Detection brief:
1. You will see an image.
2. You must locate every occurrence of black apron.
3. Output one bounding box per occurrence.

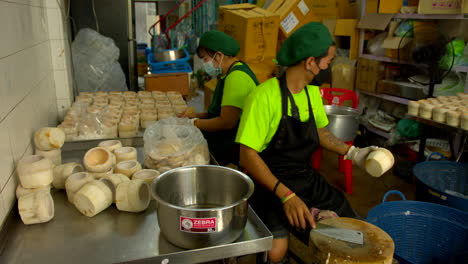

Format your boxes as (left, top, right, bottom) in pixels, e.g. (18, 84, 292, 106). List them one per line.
(250, 74, 355, 236)
(204, 62, 259, 165)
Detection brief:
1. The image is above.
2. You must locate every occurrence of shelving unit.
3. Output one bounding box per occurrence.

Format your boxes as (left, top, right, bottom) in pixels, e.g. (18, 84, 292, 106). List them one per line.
(357, 1, 468, 156)
(359, 90, 410, 105)
(358, 1, 468, 94)
(360, 121, 392, 139)
(393, 13, 466, 20)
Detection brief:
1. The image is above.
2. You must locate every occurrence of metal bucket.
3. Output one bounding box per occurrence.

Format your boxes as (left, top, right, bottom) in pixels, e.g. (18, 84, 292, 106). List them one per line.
(324, 105, 361, 142)
(151, 165, 255, 249)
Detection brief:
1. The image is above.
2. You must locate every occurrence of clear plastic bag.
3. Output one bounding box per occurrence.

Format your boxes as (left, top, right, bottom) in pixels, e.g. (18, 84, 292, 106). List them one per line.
(72, 28, 128, 93)
(143, 117, 209, 170)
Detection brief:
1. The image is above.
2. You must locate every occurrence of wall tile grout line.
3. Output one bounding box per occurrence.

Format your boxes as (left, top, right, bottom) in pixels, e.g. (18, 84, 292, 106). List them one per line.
(1, 143, 31, 193)
(0, 39, 50, 61)
(0, 0, 44, 7)
(0, 69, 54, 125)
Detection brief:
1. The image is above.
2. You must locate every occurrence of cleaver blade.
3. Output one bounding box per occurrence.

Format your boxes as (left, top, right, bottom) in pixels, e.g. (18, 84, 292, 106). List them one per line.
(311, 223, 364, 245)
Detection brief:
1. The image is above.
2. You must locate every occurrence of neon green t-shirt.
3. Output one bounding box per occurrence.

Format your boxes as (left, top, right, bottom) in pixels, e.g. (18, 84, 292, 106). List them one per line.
(221, 62, 257, 110)
(236, 77, 329, 152)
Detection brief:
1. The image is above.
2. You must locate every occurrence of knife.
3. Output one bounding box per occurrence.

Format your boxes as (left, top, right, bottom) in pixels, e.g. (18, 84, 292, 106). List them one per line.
(311, 223, 364, 245)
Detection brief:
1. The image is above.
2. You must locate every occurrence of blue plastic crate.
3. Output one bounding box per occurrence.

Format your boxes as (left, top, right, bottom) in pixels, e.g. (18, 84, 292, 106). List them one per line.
(147, 48, 192, 74)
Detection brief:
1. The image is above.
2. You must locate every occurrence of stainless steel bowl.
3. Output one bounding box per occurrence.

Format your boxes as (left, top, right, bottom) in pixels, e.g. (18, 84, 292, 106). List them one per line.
(151, 165, 255, 249)
(324, 105, 361, 142)
(153, 49, 185, 62)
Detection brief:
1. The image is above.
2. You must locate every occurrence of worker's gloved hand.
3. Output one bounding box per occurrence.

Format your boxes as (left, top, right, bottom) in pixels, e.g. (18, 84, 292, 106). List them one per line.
(178, 107, 197, 118)
(189, 118, 199, 127)
(344, 146, 379, 169)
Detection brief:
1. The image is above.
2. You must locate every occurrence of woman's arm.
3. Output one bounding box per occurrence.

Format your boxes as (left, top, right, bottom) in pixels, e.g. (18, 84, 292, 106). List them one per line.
(195, 112, 210, 119)
(195, 106, 240, 132)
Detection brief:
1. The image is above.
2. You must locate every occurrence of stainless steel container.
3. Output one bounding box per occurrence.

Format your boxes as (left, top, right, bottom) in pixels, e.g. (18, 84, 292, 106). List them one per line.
(153, 49, 185, 62)
(151, 165, 255, 249)
(324, 105, 361, 142)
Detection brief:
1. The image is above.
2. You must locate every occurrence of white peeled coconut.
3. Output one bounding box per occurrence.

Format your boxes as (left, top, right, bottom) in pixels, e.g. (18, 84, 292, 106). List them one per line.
(114, 147, 137, 163)
(115, 160, 142, 178)
(105, 173, 130, 188)
(53, 162, 84, 189)
(83, 147, 113, 173)
(73, 180, 113, 217)
(365, 148, 395, 177)
(34, 127, 66, 151)
(35, 148, 62, 166)
(17, 155, 54, 188)
(18, 191, 54, 225)
(91, 167, 114, 179)
(16, 184, 51, 199)
(65, 172, 94, 204)
(132, 169, 160, 185)
(115, 179, 150, 213)
(98, 140, 123, 153)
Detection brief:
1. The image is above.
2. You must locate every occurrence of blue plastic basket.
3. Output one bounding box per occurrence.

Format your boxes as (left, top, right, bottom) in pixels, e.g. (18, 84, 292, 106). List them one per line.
(413, 152, 468, 211)
(147, 48, 192, 74)
(367, 190, 468, 264)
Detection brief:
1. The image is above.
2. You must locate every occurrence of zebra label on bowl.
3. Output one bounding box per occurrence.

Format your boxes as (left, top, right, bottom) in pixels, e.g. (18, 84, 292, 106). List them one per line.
(180, 217, 217, 233)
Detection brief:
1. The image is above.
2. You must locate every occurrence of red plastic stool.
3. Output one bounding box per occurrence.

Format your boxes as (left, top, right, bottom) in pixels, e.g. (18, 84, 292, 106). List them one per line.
(312, 88, 359, 194)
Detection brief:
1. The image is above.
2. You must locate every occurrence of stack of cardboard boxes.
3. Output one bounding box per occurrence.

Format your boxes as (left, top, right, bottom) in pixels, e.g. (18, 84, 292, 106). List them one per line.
(218, 4, 280, 84)
(217, 1, 362, 93)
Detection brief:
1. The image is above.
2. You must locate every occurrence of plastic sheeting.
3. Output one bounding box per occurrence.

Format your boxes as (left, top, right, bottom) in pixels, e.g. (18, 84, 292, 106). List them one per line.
(72, 28, 128, 93)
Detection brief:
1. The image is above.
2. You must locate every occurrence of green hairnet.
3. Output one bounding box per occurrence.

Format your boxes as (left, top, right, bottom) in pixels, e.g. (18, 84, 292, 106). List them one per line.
(198, 30, 240, 56)
(277, 22, 333, 66)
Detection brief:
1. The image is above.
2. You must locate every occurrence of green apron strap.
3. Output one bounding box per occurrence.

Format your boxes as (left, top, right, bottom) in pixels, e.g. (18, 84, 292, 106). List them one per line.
(207, 62, 259, 117)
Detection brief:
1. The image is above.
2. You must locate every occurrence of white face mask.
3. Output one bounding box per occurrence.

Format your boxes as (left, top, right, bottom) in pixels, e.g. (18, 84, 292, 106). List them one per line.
(202, 54, 223, 77)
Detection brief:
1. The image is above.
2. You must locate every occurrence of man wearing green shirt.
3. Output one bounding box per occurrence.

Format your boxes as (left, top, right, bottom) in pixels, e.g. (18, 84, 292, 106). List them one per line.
(184, 31, 259, 165)
(236, 22, 378, 263)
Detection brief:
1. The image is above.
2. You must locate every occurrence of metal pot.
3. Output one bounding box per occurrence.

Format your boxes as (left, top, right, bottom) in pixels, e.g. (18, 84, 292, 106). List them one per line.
(324, 105, 361, 142)
(153, 49, 185, 62)
(151, 165, 255, 249)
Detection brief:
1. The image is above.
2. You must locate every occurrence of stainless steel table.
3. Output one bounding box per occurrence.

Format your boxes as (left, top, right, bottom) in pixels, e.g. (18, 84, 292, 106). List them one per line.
(0, 141, 273, 264)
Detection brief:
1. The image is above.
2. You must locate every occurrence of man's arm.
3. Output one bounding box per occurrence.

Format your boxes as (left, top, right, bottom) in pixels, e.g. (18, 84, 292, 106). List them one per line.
(240, 144, 315, 229)
(317, 127, 351, 156)
(240, 144, 281, 197)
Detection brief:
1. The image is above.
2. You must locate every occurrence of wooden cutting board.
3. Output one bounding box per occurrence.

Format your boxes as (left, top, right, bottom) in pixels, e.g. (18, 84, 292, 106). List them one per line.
(289, 217, 395, 264)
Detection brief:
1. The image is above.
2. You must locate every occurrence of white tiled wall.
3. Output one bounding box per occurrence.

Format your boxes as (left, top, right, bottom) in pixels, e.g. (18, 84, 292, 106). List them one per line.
(0, 0, 72, 229)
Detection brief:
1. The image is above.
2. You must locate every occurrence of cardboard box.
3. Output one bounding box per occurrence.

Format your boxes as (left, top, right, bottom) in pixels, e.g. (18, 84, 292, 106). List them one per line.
(356, 58, 385, 93)
(418, 0, 462, 14)
(267, 0, 320, 39)
(366, 0, 380, 13)
(145, 72, 190, 96)
(324, 18, 359, 60)
(358, 14, 413, 61)
(357, 13, 394, 31)
(382, 21, 413, 61)
(248, 59, 279, 84)
(218, 4, 280, 62)
(379, 0, 404, 13)
(310, 0, 358, 19)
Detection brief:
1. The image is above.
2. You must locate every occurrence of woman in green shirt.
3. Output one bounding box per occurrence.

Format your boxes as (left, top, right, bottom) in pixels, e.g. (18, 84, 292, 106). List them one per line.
(184, 31, 259, 165)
